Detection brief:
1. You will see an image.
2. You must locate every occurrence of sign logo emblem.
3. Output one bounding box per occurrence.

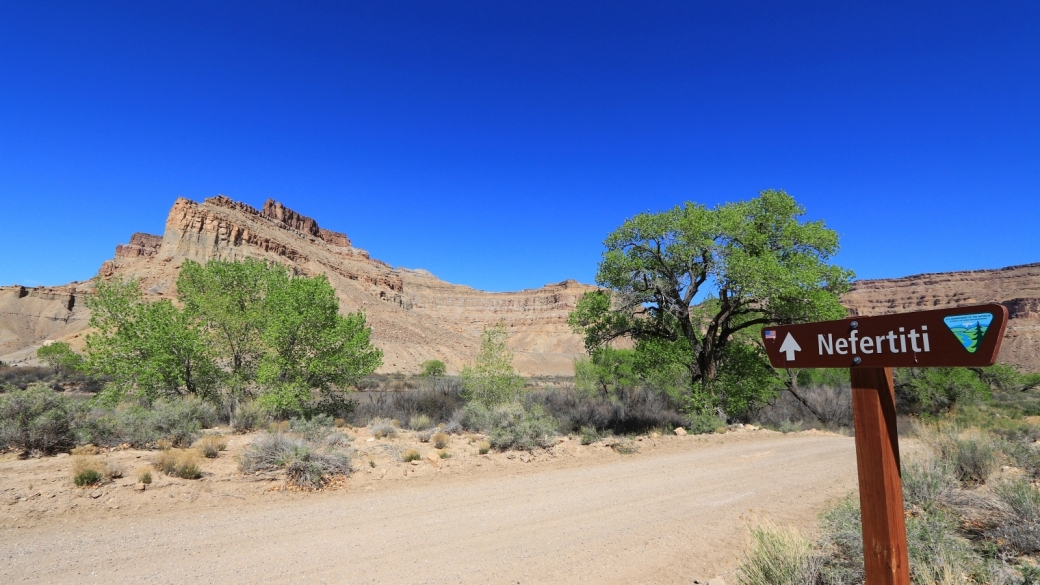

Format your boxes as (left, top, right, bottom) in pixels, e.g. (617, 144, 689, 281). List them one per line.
(942, 312, 994, 354)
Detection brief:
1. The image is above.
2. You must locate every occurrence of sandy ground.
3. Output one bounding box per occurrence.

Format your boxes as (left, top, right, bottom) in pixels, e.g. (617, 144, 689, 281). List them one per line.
(0, 428, 859, 584)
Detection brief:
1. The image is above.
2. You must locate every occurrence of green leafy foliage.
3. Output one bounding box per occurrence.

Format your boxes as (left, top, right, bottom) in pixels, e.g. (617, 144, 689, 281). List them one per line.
(83, 260, 382, 416)
(460, 323, 525, 408)
(85, 278, 217, 403)
(569, 190, 853, 416)
(420, 360, 447, 377)
(0, 384, 77, 455)
(35, 342, 84, 377)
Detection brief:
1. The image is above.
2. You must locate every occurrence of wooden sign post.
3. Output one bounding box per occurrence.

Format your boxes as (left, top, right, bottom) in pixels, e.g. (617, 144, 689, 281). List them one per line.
(762, 304, 1009, 585)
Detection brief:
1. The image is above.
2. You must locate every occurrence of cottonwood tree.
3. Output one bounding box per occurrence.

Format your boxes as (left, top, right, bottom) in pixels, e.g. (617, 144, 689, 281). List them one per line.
(461, 323, 525, 408)
(569, 190, 854, 415)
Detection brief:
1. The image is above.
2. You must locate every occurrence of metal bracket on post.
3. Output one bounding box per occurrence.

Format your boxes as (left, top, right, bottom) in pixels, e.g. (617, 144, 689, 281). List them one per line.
(850, 367, 910, 585)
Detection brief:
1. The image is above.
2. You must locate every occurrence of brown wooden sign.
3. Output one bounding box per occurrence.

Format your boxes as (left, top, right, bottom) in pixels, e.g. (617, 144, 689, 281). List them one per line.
(760, 303, 1008, 369)
(758, 303, 1009, 585)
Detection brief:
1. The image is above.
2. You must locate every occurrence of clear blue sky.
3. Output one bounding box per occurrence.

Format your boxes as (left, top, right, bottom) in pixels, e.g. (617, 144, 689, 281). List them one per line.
(1, 2, 1037, 291)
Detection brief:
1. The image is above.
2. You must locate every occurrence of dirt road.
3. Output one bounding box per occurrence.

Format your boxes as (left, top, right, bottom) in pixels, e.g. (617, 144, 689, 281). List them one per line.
(2, 432, 857, 584)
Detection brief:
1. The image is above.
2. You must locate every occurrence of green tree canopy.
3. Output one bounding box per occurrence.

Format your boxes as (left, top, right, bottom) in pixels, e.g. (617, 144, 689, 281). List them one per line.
(569, 190, 853, 414)
(84, 259, 382, 415)
(36, 341, 84, 377)
(177, 258, 382, 415)
(461, 323, 525, 408)
(85, 278, 217, 403)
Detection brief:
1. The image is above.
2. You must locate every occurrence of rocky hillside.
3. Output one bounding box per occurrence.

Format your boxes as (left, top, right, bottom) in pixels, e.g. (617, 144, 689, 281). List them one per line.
(0, 196, 595, 375)
(842, 263, 1040, 372)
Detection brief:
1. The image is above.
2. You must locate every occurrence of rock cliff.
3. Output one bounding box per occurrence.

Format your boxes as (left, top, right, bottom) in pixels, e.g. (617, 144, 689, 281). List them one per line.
(11, 195, 595, 375)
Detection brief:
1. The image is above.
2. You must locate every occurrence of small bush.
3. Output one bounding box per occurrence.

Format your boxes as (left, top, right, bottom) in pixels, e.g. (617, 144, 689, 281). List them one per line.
(0, 384, 77, 456)
(238, 434, 352, 489)
(989, 479, 1040, 554)
(72, 457, 107, 487)
(196, 435, 228, 458)
(461, 402, 558, 451)
(369, 418, 398, 439)
(687, 412, 724, 435)
(71, 444, 99, 456)
(477, 441, 490, 455)
(439, 450, 451, 459)
(154, 448, 203, 479)
(76, 398, 217, 449)
(420, 360, 447, 377)
(608, 437, 638, 454)
(231, 401, 266, 432)
(288, 415, 338, 442)
(409, 414, 432, 430)
(136, 467, 153, 484)
(432, 431, 450, 449)
(402, 448, 421, 462)
(777, 420, 803, 434)
(176, 451, 202, 479)
(902, 457, 955, 511)
(417, 429, 433, 443)
(579, 426, 599, 445)
(736, 521, 820, 585)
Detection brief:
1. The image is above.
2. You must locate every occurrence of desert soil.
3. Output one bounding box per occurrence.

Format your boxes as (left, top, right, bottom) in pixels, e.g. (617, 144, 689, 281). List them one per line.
(1, 428, 858, 584)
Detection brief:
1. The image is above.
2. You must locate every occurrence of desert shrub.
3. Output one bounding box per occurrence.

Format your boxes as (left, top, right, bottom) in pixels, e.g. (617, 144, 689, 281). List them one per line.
(231, 401, 267, 432)
(736, 521, 820, 585)
(461, 402, 557, 451)
(154, 448, 202, 478)
(439, 450, 451, 459)
(902, 457, 956, 511)
(136, 467, 153, 484)
(352, 378, 466, 426)
(368, 418, 398, 439)
(409, 414, 432, 430)
(988, 479, 1040, 555)
(287, 414, 338, 442)
(754, 384, 853, 429)
(417, 429, 433, 443)
(322, 432, 352, 447)
(687, 412, 724, 435)
(238, 434, 351, 489)
(196, 435, 228, 458)
(71, 456, 108, 486)
(176, 451, 203, 479)
(919, 424, 1001, 485)
(0, 384, 77, 456)
(76, 398, 217, 448)
(579, 426, 599, 445)
(420, 360, 447, 377)
(608, 437, 638, 454)
(432, 431, 450, 449)
(71, 444, 99, 456)
(477, 441, 490, 455)
(402, 448, 421, 462)
(529, 387, 685, 436)
(816, 494, 988, 585)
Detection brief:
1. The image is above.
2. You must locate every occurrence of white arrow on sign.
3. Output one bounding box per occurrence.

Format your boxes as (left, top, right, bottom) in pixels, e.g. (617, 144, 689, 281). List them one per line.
(779, 333, 802, 361)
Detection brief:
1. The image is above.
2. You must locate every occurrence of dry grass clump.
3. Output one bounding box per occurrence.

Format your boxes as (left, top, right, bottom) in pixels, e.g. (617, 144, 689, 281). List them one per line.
(154, 448, 203, 479)
(196, 435, 228, 458)
(608, 437, 638, 454)
(71, 444, 99, 456)
(135, 466, 153, 484)
(238, 434, 352, 490)
(368, 417, 399, 439)
(439, 450, 452, 459)
(477, 441, 490, 455)
(417, 429, 433, 443)
(432, 431, 450, 449)
(402, 448, 421, 462)
(71, 456, 108, 487)
(736, 521, 820, 585)
(409, 415, 432, 430)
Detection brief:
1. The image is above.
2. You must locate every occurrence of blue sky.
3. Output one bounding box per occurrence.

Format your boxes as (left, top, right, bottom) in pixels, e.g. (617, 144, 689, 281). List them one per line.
(1, 1, 1037, 291)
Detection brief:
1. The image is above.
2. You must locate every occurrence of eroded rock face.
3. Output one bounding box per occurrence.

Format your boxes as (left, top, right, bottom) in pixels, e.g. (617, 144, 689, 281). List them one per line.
(0, 283, 92, 365)
(842, 263, 1040, 372)
(4, 195, 595, 374)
